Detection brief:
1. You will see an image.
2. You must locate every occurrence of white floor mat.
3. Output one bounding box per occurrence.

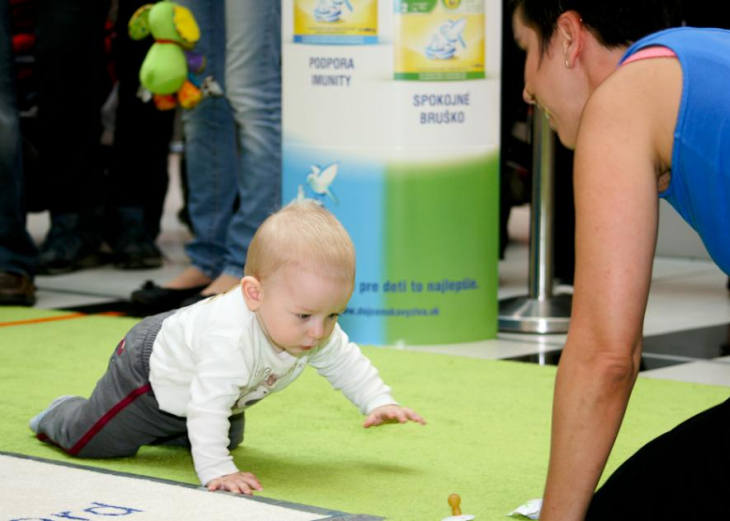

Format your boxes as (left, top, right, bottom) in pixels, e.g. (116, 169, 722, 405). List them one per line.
(0, 453, 379, 520)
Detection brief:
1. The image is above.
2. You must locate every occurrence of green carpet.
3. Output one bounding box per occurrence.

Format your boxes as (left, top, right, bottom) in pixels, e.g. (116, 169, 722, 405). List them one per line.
(2, 307, 728, 520)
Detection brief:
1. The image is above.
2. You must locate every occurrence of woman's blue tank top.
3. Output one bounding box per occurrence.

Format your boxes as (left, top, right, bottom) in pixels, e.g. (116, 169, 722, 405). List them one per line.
(621, 27, 730, 275)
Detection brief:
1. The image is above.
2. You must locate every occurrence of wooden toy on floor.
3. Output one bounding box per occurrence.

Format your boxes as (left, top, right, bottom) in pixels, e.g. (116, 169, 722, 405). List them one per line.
(441, 493, 475, 521)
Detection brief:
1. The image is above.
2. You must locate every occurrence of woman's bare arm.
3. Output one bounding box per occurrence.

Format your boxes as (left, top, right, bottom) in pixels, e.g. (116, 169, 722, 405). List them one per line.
(539, 59, 681, 521)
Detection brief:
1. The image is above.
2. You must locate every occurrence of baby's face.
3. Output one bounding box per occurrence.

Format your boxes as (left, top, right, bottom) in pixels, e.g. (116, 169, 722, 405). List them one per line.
(255, 265, 353, 356)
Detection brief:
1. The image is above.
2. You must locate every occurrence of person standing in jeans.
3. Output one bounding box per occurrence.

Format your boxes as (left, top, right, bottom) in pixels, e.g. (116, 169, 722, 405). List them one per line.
(33, 0, 111, 274)
(132, 0, 281, 314)
(0, 0, 37, 306)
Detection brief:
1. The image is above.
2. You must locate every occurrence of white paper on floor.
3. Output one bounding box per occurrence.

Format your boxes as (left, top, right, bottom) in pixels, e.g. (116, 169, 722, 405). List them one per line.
(507, 498, 543, 520)
(0, 454, 330, 521)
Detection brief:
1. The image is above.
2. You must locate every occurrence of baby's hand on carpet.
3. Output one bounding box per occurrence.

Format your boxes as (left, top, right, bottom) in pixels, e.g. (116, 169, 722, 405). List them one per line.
(363, 405, 426, 428)
(207, 471, 263, 495)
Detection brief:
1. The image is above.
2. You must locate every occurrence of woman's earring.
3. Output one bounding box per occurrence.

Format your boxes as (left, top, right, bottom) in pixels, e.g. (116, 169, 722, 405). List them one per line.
(565, 60, 571, 69)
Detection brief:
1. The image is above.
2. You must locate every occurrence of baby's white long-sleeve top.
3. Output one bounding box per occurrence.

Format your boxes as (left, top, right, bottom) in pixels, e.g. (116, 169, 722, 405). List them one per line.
(149, 288, 396, 486)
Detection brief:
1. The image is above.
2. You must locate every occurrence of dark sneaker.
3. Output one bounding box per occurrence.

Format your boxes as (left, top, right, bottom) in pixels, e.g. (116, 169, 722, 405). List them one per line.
(130, 280, 208, 316)
(0, 271, 36, 306)
(38, 213, 104, 275)
(113, 222, 163, 270)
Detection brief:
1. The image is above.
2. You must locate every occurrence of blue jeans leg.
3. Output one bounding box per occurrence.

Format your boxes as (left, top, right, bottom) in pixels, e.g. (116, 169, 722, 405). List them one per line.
(0, 1, 37, 276)
(221, 0, 282, 278)
(178, 0, 239, 279)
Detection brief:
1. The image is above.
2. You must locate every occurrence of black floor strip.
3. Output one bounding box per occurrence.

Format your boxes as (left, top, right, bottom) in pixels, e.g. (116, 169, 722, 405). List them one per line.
(505, 350, 697, 371)
(642, 323, 730, 360)
(61, 300, 157, 318)
(504, 323, 730, 370)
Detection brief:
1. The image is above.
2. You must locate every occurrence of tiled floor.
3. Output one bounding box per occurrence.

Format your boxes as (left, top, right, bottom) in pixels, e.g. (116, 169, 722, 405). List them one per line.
(25, 160, 730, 389)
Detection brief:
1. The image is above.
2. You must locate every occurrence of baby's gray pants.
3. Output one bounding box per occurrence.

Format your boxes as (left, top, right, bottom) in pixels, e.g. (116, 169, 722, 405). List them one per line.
(37, 311, 244, 458)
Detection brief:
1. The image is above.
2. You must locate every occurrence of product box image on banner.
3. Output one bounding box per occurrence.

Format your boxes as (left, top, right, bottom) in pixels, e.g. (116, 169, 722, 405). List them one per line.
(294, 0, 379, 44)
(394, 0, 486, 81)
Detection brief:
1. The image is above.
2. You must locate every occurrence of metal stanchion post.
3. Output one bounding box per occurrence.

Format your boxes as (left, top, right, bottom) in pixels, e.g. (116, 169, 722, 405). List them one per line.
(498, 107, 572, 334)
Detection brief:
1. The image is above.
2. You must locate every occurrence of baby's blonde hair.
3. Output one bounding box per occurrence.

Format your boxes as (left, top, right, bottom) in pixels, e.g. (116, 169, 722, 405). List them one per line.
(244, 200, 356, 284)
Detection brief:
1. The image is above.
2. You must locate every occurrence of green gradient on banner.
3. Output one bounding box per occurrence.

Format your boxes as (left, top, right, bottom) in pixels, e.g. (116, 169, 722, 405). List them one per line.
(383, 153, 499, 344)
(394, 71, 486, 81)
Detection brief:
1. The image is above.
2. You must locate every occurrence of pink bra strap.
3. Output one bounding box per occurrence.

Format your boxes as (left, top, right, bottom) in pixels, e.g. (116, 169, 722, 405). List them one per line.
(623, 46, 677, 65)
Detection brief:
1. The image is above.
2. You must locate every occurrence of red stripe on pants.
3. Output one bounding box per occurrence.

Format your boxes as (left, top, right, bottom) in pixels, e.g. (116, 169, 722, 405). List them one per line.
(68, 383, 152, 456)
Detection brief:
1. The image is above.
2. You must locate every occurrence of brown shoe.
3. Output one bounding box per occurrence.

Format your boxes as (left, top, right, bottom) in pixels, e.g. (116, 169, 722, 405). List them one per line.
(0, 271, 36, 306)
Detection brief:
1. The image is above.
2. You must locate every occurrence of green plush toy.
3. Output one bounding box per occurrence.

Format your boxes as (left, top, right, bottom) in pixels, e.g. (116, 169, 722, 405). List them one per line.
(129, 0, 205, 110)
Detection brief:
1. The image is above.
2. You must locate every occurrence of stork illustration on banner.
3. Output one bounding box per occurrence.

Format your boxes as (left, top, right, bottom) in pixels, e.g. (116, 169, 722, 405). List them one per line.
(303, 162, 340, 206)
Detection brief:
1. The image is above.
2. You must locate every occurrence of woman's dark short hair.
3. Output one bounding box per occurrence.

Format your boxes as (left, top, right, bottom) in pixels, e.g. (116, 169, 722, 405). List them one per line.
(509, 0, 682, 51)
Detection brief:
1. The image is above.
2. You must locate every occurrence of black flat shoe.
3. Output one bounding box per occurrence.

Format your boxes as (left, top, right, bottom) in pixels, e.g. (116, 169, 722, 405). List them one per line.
(130, 281, 208, 316)
(180, 292, 218, 308)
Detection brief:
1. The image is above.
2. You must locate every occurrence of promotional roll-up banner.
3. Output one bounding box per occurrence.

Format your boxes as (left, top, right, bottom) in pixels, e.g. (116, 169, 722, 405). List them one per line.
(282, 0, 501, 345)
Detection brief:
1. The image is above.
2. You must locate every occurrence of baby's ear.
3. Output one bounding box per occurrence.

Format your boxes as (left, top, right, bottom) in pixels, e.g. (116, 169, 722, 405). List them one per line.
(241, 276, 262, 311)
